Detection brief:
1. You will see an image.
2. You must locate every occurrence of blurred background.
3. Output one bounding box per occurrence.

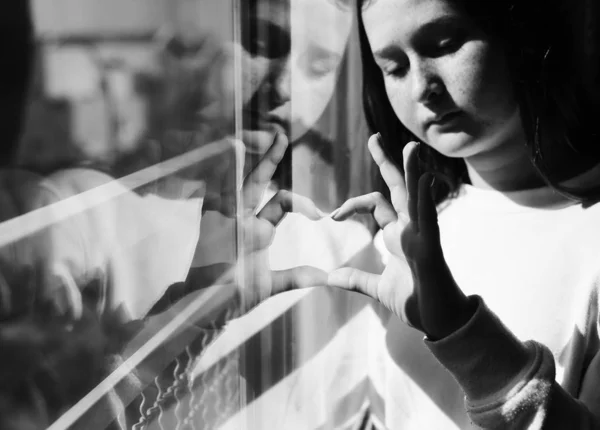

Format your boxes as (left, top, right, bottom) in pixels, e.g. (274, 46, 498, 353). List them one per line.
(1, 1, 389, 429)
(21, 0, 373, 207)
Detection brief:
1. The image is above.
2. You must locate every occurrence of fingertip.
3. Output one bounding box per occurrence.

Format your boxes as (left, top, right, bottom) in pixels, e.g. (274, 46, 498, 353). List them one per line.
(369, 132, 381, 146)
(269, 132, 289, 164)
(367, 134, 376, 151)
(293, 194, 325, 221)
(330, 207, 352, 221)
(305, 210, 324, 221)
(368, 133, 383, 161)
(402, 141, 418, 158)
(274, 131, 289, 150)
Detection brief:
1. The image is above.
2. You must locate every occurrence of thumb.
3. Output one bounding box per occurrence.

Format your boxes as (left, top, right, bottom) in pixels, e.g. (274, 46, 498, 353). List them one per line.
(326, 267, 381, 301)
(270, 266, 328, 296)
(257, 190, 325, 227)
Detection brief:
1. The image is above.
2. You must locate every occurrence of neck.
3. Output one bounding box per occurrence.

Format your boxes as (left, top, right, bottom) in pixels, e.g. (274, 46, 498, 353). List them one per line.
(464, 121, 544, 192)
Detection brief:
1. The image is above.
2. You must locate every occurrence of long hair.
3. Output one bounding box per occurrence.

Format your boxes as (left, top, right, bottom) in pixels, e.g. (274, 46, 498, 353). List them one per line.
(0, 1, 35, 166)
(357, 0, 600, 204)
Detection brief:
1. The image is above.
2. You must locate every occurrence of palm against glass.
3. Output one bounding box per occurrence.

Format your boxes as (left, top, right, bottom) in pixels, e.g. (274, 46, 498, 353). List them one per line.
(184, 133, 328, 319)
(328, 135, 472, 339)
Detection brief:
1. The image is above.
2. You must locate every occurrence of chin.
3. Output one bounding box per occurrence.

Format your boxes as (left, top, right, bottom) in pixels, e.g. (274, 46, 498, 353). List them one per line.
(427, 130, 482, 159)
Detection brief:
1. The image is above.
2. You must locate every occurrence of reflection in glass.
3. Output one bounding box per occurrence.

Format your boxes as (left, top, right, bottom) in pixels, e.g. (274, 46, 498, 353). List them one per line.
(0, 1, 382, 429)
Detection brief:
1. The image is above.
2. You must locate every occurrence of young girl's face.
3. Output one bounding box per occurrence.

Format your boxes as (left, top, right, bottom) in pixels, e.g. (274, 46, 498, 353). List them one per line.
(362, 0, 522, 159)
(239, 0, 352, 144)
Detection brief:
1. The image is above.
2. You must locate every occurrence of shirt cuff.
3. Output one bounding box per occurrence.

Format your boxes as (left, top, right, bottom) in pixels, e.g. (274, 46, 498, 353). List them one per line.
(424, 295, 534, 403)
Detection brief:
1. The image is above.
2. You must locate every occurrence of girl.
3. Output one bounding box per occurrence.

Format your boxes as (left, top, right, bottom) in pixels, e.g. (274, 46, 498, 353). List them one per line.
(326, 0, 600, 428)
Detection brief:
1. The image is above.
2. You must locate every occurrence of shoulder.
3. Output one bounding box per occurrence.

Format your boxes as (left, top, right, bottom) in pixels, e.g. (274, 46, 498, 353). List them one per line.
(0, 169, 55, 219)
(42, 167, 121, 198)
(38, 168, 146, 220)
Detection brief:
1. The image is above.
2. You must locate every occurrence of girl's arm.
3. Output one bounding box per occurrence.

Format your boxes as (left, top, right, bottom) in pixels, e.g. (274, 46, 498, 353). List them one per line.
(327, 135, 600, 429)
(426, 296, 600, 429)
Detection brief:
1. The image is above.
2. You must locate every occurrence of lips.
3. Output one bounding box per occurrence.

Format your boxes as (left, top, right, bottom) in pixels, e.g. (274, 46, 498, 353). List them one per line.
(425, 110, 463, 129)
(246, 111, 288, 133)
(238, 111, 289, 154)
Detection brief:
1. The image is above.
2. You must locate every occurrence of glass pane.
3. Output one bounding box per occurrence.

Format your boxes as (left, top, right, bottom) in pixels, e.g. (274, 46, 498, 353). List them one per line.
(0, 1, 387, 429)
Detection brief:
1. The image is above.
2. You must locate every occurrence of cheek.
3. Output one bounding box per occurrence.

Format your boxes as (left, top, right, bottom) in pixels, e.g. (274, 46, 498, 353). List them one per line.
(384, 79, 422, 138)
(478, 64, 517, 126)
(290, 72, 337, 136)
(448, 44, 517, 125)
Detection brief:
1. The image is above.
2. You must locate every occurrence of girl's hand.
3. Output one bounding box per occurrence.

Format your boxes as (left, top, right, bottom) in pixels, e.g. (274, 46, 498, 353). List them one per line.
(155, 133, 328, 320)
(328, 134, 473, 340)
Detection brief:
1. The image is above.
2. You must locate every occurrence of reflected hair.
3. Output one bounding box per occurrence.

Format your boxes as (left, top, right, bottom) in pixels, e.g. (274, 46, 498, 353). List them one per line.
(357, 0, 600, 204)
(0, 1, 34, 165)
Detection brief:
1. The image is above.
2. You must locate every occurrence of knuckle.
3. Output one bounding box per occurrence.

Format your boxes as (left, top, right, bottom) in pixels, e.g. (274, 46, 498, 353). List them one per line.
(371, 191, 384, 201)
(347, 270, 361, 292)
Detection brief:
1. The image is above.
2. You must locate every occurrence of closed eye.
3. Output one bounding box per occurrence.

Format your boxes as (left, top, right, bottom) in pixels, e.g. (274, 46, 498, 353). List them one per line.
(427, 33, 466, 57)
(376, 54, 410, 79)
(301, 45, 342, 78)
(383, 63, 409, 78)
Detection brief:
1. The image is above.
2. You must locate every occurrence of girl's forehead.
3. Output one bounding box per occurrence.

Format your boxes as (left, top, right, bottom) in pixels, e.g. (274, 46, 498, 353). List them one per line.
(250, 0, 353, 53)
(362, 0, 461, 45)
(291, 0, 353, 43)
(252, 0, 352, 23)
(252, 0, 289, 24)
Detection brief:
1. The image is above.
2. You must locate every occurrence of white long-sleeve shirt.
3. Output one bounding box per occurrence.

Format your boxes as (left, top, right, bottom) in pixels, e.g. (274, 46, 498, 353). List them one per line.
(36, 167, 204, 320)
(377, 179, 600, 429)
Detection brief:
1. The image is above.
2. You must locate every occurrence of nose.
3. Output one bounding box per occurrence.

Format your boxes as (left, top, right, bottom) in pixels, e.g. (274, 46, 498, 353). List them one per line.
(266, 57, 291, 107)
(410, 61, 444, 105)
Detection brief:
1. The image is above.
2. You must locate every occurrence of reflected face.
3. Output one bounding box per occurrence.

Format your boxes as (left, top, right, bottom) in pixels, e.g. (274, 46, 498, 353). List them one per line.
(164, 0, 352, 155)
(237, 0, 353, 150)
(363, 0, 521, 158)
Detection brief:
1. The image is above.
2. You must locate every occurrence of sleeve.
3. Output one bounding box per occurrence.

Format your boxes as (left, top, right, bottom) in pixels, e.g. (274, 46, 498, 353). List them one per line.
(36, 169, 206, 320)
(425, 295, 600, 429)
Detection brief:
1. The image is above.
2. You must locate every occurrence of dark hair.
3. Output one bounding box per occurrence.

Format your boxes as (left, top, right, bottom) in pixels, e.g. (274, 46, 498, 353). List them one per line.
(357, 0, 600, 204)
(0, 1, 34, 165)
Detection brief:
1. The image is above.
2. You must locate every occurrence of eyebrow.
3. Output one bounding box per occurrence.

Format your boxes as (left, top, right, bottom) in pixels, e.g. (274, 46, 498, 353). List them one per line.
(372, 15, 463, 60)
(373, 45, 405, 62)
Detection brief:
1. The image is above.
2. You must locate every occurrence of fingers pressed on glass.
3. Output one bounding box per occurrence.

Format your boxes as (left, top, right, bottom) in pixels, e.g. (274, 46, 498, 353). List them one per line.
(402, 142, 420, 224)
(270, 266, 328, 296)
(257, 190, 325, 226)
(368, 133, 408, 215)
(331, 192, 397, 229)
(242, 133, 288, 210)
(48, 265, 83, 321)
(241, 217, 275, 253)
(241, 129, 283, 157)
(327, 267, 381, 299)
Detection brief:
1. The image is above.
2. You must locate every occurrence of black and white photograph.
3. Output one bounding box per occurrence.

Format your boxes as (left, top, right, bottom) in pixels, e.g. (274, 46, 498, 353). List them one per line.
(0, 0, 598, 429)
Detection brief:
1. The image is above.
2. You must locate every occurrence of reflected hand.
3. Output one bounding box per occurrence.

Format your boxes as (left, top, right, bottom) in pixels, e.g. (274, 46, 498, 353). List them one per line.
(328, 135, 473, 339)
(154, 133, 327, 319)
